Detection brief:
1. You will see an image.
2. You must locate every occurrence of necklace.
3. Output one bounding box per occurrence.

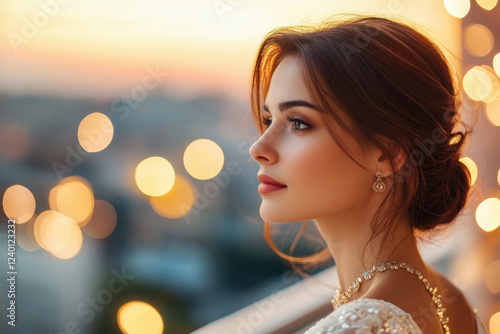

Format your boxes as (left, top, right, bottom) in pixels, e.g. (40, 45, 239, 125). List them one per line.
(331, 261, 450, 334)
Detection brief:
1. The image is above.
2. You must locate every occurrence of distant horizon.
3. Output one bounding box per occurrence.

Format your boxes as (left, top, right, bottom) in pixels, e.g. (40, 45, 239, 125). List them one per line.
(0, 1, 459, 104)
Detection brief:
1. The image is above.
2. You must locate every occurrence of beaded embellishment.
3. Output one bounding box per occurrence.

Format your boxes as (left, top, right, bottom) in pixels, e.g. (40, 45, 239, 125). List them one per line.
(331, 261, 450, 334)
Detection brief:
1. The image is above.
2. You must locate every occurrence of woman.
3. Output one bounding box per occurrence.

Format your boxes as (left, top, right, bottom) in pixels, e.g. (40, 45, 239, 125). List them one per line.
(248, 15, 489, 334)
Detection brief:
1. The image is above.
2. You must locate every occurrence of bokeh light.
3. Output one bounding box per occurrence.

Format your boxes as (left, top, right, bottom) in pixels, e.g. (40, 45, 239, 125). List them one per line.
(15, 215, 41, 252)
(498, 168, 500, 186)
(491, 312, 500, 334)
(459, 157, 478, 186)
(476, 0, 498, 10)
(494, 53, 500, 77)
(149, 174, 195, 219)
(486, 98, 500, 126)
(117, 301, 164, 334)
(444, 0, 470, 18)
(135, 156, 176, 196)
(34, 210, 83, 259)
(0, 123, 30, 160)
(476, 198, 500, 232)
(82, 200, 117, 239)
(183, 138, 224, 180)
(78, 112, 114, 153)
(49, 176, 95, 226)
(463, 67, 492, 101)
(485, 260, 500, 293)
(479, 66, 500, 103)
(2, 184, 36, 224)
(464, 24, 494, 58)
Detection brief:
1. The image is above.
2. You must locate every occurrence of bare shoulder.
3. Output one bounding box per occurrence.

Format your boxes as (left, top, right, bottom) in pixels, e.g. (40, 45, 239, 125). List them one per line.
(357, 265, 476, 334)
(427, 266, 477, 334)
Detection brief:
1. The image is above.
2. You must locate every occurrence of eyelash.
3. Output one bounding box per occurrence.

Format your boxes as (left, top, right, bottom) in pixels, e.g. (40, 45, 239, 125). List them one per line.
(262, 115, 311, 132)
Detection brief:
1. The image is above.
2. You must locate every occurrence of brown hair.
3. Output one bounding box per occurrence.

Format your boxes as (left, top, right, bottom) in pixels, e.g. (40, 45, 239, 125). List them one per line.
(250, 14, 472, 271)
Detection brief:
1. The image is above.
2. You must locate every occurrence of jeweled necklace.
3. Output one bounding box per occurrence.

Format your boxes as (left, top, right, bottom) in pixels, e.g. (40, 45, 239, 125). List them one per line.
(331, 261, 450, 334)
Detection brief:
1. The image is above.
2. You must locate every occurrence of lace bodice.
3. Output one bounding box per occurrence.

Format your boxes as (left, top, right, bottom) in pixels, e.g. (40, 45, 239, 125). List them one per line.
(304, 298, 422, 334)
(303, 298, 489, 334)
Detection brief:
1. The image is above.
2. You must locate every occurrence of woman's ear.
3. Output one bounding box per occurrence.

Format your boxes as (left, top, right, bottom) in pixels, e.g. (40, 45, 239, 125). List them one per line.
(376, 141, 407, 177)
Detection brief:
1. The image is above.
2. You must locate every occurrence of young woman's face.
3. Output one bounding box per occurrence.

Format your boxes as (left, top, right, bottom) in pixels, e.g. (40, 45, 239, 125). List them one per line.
(249, 55, 380, 223)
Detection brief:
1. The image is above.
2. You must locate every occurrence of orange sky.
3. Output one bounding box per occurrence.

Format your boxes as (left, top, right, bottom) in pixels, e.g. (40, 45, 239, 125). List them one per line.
(0, 0, 461, 100)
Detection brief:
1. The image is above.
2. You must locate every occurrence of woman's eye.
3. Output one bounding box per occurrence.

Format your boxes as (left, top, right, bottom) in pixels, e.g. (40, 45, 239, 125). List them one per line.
(262, 117, 272, 127)
(286, 116, 311, 132)
(261, 115, 311, 132)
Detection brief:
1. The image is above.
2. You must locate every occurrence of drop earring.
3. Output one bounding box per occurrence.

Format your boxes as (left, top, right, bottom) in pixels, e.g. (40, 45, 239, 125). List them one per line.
(372, 171, 386, 192)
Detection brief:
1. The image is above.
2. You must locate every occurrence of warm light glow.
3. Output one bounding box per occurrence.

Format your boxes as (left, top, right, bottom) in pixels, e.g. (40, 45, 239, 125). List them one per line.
(135, 157, 175, 196)
(479, 66, 500, 103)
(34, 210, 83, 259)
(491, 312, 500, 334)
(2, 185, 36, 224)
(149, 175, 195, 219)
(476, 0, 498, 10)
(117, 301, 164, 334)
(444, 0, 470, 18)
(16, 215, 41, 252)
(494, 53, 500, 77)
(183, 139, 224, 180)
(464, 24, 494, 57)
(498, 168, 500, 186)
(82, 200, 117, 239)
(463, 67, 492, 101)
(49, 176, 95, 226)
(486, 98, 500, 126)
(78, 112, 114, 153)
(485, 260, 500, 293)
(476, 198, 500, 232)
(459, 157, 478, 186)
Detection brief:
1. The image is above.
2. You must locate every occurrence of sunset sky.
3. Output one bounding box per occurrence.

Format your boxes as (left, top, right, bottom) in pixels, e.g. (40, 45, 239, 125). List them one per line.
(0, 0, 461, 100)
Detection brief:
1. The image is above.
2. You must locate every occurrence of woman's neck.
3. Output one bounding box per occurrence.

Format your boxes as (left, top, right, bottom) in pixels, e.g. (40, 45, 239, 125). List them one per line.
(313, 207, 426, 294)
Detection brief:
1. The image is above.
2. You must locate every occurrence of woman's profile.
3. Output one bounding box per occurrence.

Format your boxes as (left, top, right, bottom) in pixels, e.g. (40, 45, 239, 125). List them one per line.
(248, 15, 489, 334)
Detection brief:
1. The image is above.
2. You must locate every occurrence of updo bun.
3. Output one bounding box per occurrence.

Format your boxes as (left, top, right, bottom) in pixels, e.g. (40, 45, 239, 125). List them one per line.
(408, 130, 472, 231)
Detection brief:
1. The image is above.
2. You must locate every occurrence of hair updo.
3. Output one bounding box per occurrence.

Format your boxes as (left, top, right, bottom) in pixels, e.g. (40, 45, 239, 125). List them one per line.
(250, 14, 472, 267)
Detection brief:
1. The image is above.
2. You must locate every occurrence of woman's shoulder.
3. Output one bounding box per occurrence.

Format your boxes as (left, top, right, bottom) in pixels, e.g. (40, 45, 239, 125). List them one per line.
(303, 298, 422, 334)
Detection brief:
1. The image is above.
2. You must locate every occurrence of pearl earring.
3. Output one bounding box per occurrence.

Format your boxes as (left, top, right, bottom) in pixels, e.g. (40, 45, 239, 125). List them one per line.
(372, 171, 386, 192)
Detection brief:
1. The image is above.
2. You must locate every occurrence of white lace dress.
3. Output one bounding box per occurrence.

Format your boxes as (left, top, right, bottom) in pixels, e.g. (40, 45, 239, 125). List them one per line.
(303, 298, 489, 334)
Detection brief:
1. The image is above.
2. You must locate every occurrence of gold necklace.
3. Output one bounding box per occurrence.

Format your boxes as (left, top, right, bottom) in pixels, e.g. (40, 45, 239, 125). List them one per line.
(331, 261, 450, 334)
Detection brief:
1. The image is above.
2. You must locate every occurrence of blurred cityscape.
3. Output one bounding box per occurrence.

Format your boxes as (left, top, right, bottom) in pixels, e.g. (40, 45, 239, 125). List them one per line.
(1, 1, 500, 334)
(0, 91, 332, 333)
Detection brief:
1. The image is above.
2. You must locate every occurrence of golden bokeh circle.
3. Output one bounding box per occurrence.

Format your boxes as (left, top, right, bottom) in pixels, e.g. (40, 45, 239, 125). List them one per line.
(149, 175, 195, 219)
(183, 138, 224, 180)
(135, 156, 176, 196)
(2, 184, 36, 224)
(117, 301, 164, 334)
(78, 112, 114, 153)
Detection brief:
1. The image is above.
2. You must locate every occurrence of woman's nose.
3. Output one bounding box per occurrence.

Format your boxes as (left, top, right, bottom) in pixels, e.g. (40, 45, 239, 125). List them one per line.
(249, 132, 278, 164)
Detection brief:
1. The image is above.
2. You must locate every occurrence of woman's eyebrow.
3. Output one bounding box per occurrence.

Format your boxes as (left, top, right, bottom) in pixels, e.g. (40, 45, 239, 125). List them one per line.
(263, 100, 321, 113)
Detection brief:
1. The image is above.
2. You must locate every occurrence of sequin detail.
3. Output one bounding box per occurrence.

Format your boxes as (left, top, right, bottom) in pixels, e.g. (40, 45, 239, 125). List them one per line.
(303, 298, 423, 334)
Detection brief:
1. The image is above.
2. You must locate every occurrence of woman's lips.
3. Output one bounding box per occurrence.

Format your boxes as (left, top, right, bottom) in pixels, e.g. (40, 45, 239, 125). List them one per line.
(258, 183, 287, 194)
(257, 173, 287, 194)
